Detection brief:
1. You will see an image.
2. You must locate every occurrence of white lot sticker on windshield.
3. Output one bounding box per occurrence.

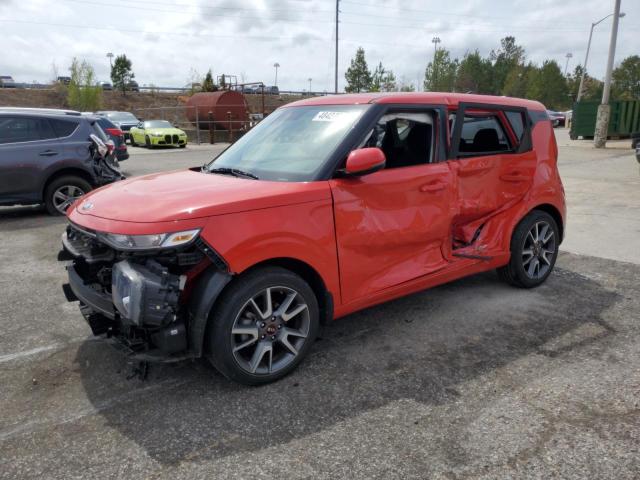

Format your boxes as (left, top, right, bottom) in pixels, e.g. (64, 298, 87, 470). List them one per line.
(312, 111, 350, 122)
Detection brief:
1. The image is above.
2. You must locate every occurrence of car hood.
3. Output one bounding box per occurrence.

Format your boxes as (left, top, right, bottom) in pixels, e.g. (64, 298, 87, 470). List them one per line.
(74, 169, 330, 223)
(147, 128, 185, 135)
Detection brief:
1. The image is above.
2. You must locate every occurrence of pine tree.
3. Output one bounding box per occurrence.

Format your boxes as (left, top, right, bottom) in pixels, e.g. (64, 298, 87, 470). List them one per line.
(345, 47, 372, 93)
(111, 54, 135, 95)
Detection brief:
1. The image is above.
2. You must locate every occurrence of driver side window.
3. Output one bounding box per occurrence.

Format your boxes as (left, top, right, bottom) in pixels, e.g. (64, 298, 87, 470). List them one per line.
(360, 110, 434, 169)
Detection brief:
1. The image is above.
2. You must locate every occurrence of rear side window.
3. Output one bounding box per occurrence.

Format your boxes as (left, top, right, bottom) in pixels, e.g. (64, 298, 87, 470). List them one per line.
(49, 118, 79, 138)
(91, 121, 109, 141)
(505, 111, 525, 143)
(0, 117, 42, 144)
(456, 115, 510, 155)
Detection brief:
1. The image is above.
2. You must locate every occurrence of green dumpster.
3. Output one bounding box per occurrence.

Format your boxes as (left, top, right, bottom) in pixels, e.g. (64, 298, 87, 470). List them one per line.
(570, 100, 640, 139)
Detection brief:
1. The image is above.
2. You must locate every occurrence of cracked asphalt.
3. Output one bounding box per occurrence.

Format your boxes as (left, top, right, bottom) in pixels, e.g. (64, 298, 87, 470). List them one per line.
(1, 134, 639, 479)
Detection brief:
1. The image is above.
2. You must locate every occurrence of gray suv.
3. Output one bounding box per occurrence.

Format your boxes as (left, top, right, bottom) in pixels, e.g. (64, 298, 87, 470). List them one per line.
(0, 109, 123, 215)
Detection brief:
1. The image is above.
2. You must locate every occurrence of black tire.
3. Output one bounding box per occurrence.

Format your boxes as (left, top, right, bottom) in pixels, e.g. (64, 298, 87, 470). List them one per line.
(44, 175, 92, 216)
(145, 135, 152, 148)
(179, 144, 186, 148)
(497, 210, 560, 288)
(130, 136, 138, 147)
(206, 267, 319, 385)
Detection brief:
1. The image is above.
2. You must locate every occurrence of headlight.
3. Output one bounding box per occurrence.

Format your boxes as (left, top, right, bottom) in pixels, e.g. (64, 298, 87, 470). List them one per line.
(98, 229, 200, 251)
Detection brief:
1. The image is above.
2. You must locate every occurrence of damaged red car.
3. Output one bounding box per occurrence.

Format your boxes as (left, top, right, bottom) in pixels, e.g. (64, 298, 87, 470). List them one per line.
(60, 93, 566, 385)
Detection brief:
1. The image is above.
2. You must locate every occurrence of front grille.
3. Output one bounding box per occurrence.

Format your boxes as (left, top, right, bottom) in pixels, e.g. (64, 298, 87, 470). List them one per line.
(165, 134, 171, 143)
(172, 134, 179, 144)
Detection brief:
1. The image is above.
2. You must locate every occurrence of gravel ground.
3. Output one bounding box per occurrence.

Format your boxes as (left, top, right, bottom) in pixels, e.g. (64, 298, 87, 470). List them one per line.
(0, 135, 638, 479)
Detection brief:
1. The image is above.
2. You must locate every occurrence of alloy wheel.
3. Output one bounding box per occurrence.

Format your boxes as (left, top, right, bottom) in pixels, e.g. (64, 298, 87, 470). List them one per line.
(231, 286, 310, 375)
(52, 185, 86, 214)
(522, 220, 556, 279)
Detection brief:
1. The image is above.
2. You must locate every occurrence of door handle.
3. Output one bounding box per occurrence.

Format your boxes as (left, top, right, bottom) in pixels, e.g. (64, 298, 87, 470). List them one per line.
(39, 150, 58, 157)
(420, 181, 448, 193)
(500, 172, 529, 182)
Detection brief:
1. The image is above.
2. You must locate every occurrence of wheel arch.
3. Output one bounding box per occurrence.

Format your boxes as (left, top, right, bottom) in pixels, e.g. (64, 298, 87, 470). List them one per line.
(188, 256, 334, 358)
(240, 257, 334, 326)
(530, 203, 564, 243)
(42, 167, 95, 201)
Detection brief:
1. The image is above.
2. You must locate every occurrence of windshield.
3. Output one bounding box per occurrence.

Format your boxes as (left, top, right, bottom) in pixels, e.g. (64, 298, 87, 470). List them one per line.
(107, 112, 138, 122)
(206, 105, 368, 181)
(144, 120, 172, 128)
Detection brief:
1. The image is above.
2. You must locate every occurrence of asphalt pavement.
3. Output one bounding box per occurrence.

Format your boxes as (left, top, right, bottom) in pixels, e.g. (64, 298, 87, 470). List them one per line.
(0, 135, 638, 479)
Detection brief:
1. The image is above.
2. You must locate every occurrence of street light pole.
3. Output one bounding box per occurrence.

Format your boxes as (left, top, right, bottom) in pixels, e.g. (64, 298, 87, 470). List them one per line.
(594, 0, 622, 148)
(564, 52, 573, 76)
(334, 0, 339, 94)
(431, 36, 440, 91)
(308, 77, 312, 94)
(576, 11, 625, 102)
(273, 62, 280, 87)
(106, 52, 114, 68)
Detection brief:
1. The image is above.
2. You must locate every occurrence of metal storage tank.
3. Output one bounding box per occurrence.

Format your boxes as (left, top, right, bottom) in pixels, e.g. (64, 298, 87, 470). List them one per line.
(186, 91, 249, 131)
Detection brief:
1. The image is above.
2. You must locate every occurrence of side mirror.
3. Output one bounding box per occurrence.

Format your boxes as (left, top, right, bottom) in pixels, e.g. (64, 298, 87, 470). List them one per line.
(344, 147, 386, 176)
(90, 134, 108, 158)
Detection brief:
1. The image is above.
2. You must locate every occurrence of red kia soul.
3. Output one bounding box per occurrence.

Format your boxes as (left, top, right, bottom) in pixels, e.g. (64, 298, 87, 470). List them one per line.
(60, 93, 565, 385)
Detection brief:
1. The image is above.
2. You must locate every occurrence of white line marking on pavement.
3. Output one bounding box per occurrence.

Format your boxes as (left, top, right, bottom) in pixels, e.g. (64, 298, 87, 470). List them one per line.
(0, 377, 190, 442)
(0, 338, 90, 364)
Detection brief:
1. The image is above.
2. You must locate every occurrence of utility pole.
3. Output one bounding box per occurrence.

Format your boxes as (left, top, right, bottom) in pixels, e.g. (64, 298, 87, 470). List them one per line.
(308, 77, 312, 94)
(334, 0, 339, 94)
(577, 11, 625, 102)
(564, 52, 573, 76)
(273, 62, 280, 87)
(594, 0, 622, 148)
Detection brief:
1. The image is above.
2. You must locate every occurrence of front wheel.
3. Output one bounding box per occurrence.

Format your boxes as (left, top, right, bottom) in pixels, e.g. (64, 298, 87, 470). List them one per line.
(497, 210, 559, 288)
(145, 135, 152, 148)
(206, 267, 319, 385)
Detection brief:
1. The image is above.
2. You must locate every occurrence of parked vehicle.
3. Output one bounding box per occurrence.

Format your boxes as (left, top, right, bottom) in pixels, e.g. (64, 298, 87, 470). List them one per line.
(633, 132, 640, 164)
(98, 81, 113, 91)
(83, 114, 129, 161)
(95, 111, 140, 141)
(546, 110, 566, 127)
(0, 109, 123, 215)
(60, 92, 566, 385)
(56, 76, 71, 85)
(267, 85, 280, 95)
(129, 120, 187, 148)
(127, 80, 140, 92)
(0, 75, 16, 88)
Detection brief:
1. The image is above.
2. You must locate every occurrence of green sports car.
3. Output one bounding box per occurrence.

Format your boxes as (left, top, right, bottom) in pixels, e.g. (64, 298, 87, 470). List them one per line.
(130, 120, 188, 148)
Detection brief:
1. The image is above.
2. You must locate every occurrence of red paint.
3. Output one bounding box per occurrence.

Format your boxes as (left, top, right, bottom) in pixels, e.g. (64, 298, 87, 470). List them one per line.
(67, 93, 566, 322)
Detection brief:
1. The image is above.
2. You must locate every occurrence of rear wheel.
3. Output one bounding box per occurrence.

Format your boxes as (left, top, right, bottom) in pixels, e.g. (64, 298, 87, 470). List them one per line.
(497, 210, 559, 288)
(206, 267, 319, 385)
(44, 175, 91, 216)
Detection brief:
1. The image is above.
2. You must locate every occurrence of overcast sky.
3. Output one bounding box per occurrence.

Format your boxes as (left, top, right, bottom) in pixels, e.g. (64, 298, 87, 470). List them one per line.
(0, 0, 638, 92)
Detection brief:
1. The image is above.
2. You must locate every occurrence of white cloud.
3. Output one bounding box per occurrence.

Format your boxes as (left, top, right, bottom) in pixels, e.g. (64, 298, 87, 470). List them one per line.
(0, 0, 638, 91)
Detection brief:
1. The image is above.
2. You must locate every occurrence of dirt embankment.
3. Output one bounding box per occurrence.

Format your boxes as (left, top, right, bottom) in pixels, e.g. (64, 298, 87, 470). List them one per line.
(0, 88, 296, 114)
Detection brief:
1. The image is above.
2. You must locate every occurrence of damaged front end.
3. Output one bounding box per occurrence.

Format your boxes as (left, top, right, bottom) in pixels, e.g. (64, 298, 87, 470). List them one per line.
(59, 222, 229, 362)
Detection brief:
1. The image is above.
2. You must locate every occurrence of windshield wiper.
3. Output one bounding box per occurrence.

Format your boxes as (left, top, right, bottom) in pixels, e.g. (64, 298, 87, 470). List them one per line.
(207, 167, 259, 180)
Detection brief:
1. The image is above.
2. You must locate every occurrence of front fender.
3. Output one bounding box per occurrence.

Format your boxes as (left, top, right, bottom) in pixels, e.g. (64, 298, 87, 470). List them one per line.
(187, 267, 232, 357)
